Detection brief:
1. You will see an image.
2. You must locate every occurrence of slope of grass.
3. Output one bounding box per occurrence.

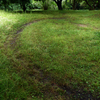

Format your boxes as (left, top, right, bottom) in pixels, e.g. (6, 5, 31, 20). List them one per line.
(0, 10, 100, 99)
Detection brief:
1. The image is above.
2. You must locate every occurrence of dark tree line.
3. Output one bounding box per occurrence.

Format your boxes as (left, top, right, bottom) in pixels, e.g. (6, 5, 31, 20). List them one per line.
(34, 0, 100, 10)
(71, 0, 100, 10)
(84, 0, 100, 10)
(0, 0, 100, 12)
(52, 0, 100, 10)
(0, 0, 31, 11)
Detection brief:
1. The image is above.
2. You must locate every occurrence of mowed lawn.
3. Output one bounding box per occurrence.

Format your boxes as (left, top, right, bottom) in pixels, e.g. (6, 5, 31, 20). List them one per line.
(0, 10, 100, 100)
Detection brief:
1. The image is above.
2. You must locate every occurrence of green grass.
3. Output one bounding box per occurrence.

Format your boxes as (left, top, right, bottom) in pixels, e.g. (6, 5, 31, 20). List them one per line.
(0, 10, 100, 100)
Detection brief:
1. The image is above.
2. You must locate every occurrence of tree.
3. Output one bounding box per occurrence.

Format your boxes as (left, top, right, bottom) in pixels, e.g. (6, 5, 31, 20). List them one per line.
(35, 0, 63, 10)
(1, 0, 10, 11)
(72, 0, 82, 10)
(10, 0, 32, 12)
(97, 0, 100, 9)
(73, 0, 76, 10)
(84, 0, 100, 10)
(53, 0, 63, 10)
(41, 0, 50, 10)
(0, 0, 32, 11)
(34, 0, 49, 10)
(17, 0, 31, 12)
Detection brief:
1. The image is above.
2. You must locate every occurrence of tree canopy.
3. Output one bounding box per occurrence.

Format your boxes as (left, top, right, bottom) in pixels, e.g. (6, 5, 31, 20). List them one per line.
(0, 0, 100, 11)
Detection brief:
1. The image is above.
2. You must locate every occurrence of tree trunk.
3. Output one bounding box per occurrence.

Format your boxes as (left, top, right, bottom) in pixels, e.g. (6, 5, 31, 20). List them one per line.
(20, 3, 26, 12)
(4, 5, 7, 11)
(23, 5, 26, 12)
(69, 0, 71, 3)
(53, 0, 63, 10)
(97, 0, 100, 9)
(57, 1, 63, 10)
(65, 0, 67, 4)
(73, 0, 76, 10)
(84, 0, 94, 10)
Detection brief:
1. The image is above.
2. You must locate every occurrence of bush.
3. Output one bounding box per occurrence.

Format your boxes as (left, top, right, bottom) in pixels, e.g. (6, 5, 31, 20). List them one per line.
(42, 0, 50, 10)
(49, 0, 57, 10)
(32, 1, 42, 9)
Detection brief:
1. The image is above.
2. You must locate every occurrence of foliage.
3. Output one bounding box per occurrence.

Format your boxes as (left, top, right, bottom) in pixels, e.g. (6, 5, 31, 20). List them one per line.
(41, 0, 50, 10)
(0, 0, 100, 11)
(16, 0, 32, 11)
(84, 0, 100, 10)
(32, 1, 42, 9)
(0, 0, 32, 11)
(53, 0, 63, 10)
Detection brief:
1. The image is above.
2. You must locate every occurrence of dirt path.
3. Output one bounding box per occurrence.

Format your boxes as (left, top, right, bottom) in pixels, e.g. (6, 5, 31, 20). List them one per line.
(4, 17, 67, 50)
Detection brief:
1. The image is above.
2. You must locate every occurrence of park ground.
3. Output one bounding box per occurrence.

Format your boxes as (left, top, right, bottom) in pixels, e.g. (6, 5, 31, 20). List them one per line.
(0, 10, 100, 100)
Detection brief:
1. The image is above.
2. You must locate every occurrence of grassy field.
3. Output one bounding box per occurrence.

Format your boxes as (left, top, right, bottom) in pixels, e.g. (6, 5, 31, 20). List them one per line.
(0, 10, 100, 100)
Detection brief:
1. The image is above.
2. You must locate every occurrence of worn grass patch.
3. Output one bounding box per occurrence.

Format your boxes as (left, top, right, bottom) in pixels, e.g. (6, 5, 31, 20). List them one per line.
(0, 10, 100, 99)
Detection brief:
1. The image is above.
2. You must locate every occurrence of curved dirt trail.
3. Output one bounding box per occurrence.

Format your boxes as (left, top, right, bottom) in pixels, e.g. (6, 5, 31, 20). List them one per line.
(8, 17, 66, 49)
